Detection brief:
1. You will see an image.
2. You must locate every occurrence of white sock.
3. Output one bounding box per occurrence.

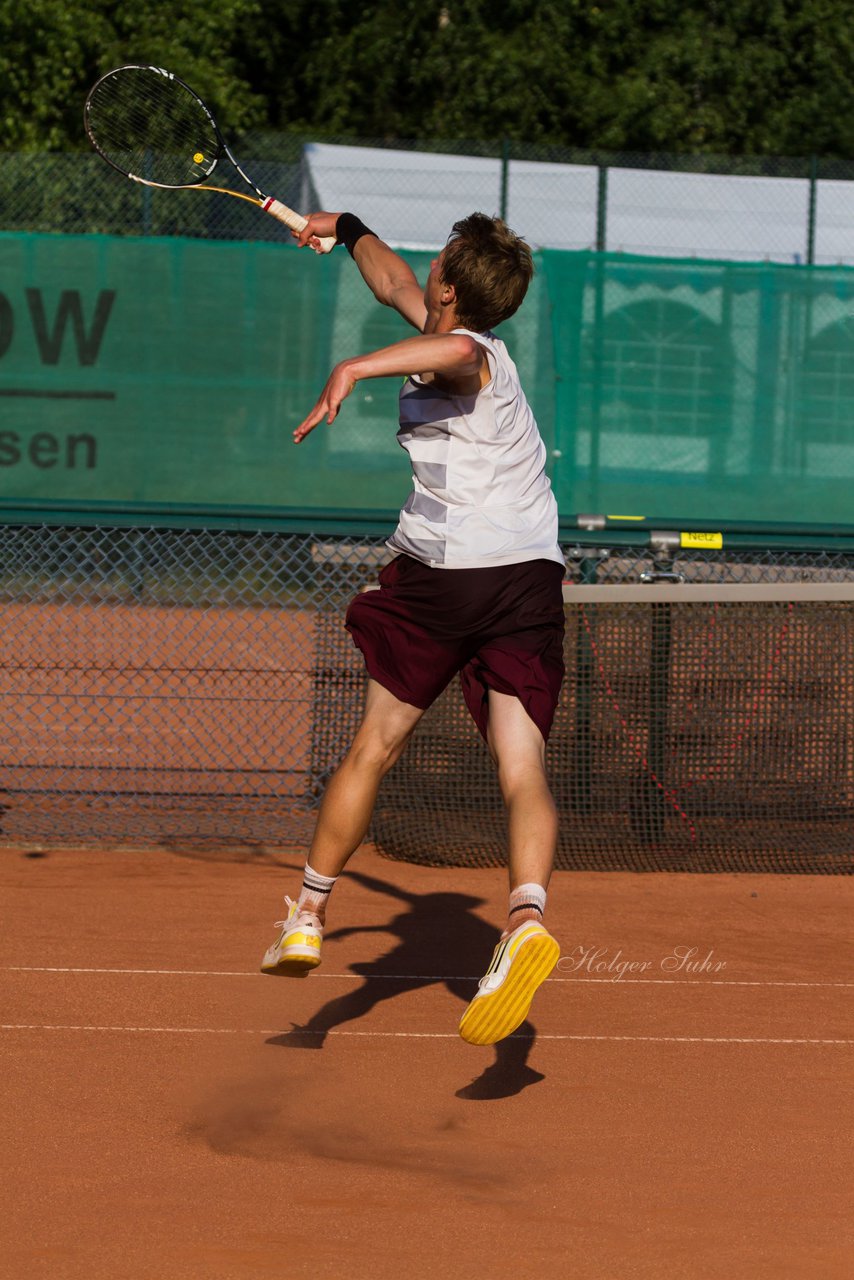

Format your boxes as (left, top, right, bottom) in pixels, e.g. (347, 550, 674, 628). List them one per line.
(506, 882, 547, 933)
(297, 864, 337, 921)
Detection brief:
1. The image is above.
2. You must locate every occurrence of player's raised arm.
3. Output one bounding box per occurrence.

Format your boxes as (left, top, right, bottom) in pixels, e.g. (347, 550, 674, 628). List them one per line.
(293, 332, 483, 443)
(297, 212, 427, 331)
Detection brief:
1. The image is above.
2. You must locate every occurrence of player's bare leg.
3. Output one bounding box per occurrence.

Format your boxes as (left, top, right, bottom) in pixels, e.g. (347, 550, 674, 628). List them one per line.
(306, 678, 425, 895)
(486, 689, 557, 929)
(261, 680, 423, 977)
(459, 689, 559, 1044)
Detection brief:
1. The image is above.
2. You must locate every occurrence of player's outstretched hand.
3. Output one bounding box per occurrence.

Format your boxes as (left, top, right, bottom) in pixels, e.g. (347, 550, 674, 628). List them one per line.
(295, 212, 341, 251)
(294, 360, 356, 443)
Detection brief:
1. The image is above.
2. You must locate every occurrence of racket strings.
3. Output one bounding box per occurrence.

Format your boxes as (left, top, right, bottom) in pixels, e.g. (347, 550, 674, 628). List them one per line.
(86, 68, 220, 187)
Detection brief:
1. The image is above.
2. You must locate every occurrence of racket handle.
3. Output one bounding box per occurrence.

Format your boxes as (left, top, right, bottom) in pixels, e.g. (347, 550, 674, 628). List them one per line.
(262, 198, 336, 253)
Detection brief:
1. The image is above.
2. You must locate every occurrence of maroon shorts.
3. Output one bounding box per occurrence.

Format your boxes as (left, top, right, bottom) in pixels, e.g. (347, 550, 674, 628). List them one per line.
(345, 555, 565, 742)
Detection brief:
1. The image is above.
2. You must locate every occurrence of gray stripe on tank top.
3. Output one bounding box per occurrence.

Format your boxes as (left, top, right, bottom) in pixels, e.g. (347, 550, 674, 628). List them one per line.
(403, 491, 449, 523)
(397, 423, 452, 443)
(412, 461, 448, 489)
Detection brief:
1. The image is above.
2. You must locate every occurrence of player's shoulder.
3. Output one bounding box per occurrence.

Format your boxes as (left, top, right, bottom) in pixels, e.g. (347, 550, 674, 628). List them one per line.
(452, 326, 504, 351)
(456, 328, 513, 378)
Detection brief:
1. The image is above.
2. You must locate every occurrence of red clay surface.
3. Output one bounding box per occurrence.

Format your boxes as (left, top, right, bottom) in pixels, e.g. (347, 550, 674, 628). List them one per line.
(1, 843, 853, 1279)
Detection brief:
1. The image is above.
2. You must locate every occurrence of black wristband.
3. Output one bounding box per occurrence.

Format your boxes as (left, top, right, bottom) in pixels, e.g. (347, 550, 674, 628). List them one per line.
(335, 212, 377, 258)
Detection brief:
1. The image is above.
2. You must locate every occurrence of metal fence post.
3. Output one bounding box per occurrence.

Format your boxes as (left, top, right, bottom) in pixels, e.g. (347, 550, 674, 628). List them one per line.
(142, 150, 153, 235)
(590, 163, 608, 513)
(806, 154, 818, 266)
(596, 163, 608, 252)
(500, 139, 510, 222)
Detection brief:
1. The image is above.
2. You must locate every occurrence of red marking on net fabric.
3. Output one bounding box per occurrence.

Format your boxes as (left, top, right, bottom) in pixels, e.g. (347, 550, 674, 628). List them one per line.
(675, 601, 794, 792)
(581, 601, 795, 844)
(580, 606, 697, 842)
(669, 602, 720, 755)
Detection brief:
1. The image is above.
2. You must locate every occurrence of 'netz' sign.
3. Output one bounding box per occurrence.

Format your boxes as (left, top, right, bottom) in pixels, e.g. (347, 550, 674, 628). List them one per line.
(0, 288, 115, 470)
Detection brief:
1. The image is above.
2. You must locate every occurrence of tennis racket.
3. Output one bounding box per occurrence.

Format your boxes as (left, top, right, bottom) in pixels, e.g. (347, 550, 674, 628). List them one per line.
(84, 64, 336, 252)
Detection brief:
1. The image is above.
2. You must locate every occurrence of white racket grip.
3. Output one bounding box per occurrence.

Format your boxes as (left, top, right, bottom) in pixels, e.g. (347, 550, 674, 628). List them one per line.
(262, 197, 336, 253)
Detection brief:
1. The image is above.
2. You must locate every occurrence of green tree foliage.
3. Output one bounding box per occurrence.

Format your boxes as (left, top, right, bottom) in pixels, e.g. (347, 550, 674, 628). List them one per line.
(2, 0, 853, 157)
(0, 0, 264, 150)
(572, 0, 854, 156)
(239, 0, 854, 156)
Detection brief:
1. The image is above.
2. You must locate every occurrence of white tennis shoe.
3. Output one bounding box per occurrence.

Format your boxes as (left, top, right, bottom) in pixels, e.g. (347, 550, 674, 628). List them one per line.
(261, 897, 323, 976)
(459, 920, 560, 1045)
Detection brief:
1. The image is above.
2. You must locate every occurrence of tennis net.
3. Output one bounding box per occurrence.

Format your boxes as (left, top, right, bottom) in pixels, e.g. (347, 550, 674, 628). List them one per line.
(366, 582, 854, 874)
(0, 518, 853, 873)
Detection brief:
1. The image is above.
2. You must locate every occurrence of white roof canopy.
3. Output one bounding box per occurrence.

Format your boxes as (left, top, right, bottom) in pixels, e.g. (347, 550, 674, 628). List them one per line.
(305, 143, 843, 264)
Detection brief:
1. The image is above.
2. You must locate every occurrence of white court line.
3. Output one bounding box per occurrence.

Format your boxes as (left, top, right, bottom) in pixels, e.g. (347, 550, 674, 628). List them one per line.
(2, 966, 852, 989)
(0, 1023, 852, 1045)
(3, 966, 271, 977)
(554, 977, 854, 989)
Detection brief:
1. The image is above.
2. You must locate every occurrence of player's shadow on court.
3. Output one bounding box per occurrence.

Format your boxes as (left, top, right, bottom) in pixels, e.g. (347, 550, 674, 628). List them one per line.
(265, 868, 546, 1100)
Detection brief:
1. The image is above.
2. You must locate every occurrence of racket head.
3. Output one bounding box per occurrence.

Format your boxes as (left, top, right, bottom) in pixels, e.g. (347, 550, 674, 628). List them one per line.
(84, 65, 225, 189)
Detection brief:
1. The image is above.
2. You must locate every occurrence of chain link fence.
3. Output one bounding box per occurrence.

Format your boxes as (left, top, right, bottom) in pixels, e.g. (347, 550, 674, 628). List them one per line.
(4, 140, 854, 263)
(1, 517, 853, 873)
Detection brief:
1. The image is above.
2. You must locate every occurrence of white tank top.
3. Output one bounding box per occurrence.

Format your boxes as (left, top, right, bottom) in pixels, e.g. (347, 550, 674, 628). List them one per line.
(387, 329, 564, 569)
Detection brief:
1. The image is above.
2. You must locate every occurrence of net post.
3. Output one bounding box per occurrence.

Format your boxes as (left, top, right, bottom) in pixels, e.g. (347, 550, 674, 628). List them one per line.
(570, 549, 605, 816)
(637, 598, 672, 844)
(632, 536, 682, 845)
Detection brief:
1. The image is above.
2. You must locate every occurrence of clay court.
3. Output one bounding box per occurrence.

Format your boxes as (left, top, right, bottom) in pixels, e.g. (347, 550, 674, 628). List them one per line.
(0, 538, 853, 1280)
(2, 840, 852, 1280)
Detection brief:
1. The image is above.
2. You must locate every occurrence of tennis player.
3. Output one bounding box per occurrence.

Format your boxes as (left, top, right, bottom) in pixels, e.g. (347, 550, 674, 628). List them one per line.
(261, 210, 564, 1046)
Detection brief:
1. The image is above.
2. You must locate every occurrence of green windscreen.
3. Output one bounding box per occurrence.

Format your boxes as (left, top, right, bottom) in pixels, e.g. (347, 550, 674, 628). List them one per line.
(2, 231, 854, 525)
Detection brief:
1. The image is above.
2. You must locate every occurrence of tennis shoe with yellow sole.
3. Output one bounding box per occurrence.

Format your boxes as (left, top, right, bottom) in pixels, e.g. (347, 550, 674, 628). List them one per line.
(260, 897, 323, 976)
(459, 920, 560, 1045)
